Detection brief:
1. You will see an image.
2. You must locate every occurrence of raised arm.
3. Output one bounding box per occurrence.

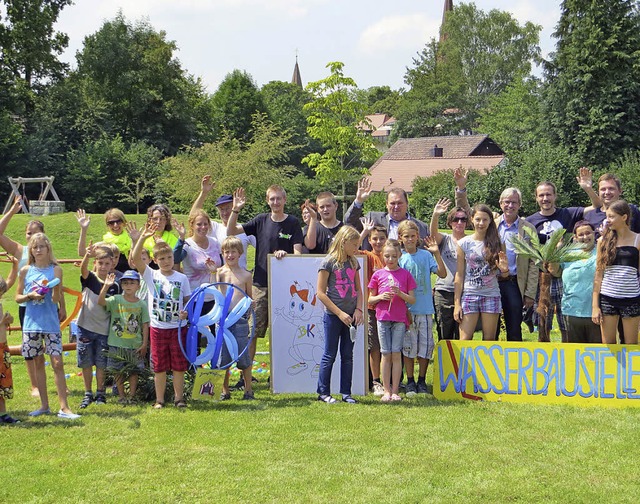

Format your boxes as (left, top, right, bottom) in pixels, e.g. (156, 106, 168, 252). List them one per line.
(80, 241, 95, 280)
(453, 245, 466, 323)
(226, 188, 246, 236)
(453, 167, 471, 213)
(359, 217, 375, 247)
(132, 222, 157, 275)
(425, 236, 447, 278)
(576, 167, 602, 213)
(97, 273, 116, 307)
(344, 177, 373, 231)
(4, 254, 19, 291)
(76, 209, 91, 257)
(190, 175, 215, 215)
(303, 200, 319, 251)
(431, 198, 451, 246)
(0, 196, 23, 258)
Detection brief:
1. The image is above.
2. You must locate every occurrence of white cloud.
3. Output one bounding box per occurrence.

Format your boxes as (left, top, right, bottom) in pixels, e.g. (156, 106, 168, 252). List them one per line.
(357, 14, 440, 56)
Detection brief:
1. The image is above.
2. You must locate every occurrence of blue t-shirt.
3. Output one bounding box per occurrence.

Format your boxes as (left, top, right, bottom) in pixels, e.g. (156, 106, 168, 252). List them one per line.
(399, 249, 438, 315)
(560, 248, 597, 318)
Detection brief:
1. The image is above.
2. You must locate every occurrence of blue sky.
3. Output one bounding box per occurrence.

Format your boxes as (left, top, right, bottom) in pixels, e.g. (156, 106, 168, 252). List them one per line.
(56, 0, 562, 92)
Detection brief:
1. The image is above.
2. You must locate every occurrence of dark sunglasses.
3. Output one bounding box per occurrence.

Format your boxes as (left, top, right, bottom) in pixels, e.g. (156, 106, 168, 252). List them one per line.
(452, 217, 467, 223)
(107, 219, 123, 225)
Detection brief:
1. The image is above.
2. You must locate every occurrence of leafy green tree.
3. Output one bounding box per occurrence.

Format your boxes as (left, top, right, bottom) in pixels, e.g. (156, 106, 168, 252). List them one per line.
(0, 0, 71, 114)
(76, 14, 211, 155)
(162, 113, 296, 216)
(477, 77, 544, 156)
(356, 85, 402, 116)
(62, 135, 163, 212)
(544, 0, 640, 168)
(303, 62, 381, 211)
(397, 3, 540, 137)
(210, 69, 266, 143)
(261, 80, 316, 170)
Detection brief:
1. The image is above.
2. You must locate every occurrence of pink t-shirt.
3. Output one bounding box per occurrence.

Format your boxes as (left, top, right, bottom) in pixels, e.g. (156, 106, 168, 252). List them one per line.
(368, 267, 417, 325)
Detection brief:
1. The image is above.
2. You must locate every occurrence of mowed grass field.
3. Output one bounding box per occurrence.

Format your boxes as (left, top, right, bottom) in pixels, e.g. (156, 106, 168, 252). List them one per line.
(2, 213, 639, 503)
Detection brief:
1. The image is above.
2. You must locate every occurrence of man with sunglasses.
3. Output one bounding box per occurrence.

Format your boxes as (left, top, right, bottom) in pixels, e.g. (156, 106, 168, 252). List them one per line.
(344, 177, 429, 250)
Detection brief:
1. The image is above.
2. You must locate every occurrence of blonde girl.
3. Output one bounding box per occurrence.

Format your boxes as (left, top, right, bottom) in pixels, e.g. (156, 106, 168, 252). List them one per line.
(15, 233, 79, 419)
(316, 225, 363, 404)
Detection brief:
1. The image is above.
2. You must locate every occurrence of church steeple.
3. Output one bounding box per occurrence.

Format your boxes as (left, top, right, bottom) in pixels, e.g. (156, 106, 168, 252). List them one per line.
(291, 54, 303, 88)
(440, 0, 453, 42)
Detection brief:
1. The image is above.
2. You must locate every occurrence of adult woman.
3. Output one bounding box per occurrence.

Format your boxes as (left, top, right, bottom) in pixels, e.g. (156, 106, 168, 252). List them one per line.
(592, 200, 640, 344)
(143, 204, 179, 261)
(430, 198, 468, 339)
(548, 221, 600, 343)
(454, 204, 508, 340)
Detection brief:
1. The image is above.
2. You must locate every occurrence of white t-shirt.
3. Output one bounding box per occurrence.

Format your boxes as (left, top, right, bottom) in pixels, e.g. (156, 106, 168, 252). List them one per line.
(209, 220, 256, 271)
(142, 267, 191, 329)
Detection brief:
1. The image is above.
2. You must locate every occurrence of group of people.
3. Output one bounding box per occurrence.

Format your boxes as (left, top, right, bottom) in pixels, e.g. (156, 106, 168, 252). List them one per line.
(0, 166, 638, 422)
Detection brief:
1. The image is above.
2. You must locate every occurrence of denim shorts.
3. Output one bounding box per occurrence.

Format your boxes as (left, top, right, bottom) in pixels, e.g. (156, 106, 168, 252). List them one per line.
(221, 318, 251, 370)
(76, 327, 109, 369)
(377, 320, 405, 354)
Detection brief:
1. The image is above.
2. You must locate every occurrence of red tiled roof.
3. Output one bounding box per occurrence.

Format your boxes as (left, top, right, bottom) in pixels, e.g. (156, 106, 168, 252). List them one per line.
(369, 156, 505, 192)
(375, 135, 499, 162)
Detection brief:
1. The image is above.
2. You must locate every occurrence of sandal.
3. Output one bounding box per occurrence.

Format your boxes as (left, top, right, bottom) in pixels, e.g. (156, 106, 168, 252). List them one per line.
(380, 394, 391, 403)
(152, 402, 164, 409)
(391, 394, 403, 402)
(174, 399, 187, 408)
(342, 395, 357, 404)
(317, 394, 337, 404)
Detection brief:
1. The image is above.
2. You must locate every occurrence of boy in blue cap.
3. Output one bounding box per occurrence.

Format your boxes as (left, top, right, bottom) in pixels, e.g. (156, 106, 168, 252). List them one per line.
(98, 270, 150, 404)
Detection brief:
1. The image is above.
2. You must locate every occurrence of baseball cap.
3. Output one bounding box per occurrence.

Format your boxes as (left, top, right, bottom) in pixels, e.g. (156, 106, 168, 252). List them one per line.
(215, 194, 233, 207)
(121, 270, 141, 282)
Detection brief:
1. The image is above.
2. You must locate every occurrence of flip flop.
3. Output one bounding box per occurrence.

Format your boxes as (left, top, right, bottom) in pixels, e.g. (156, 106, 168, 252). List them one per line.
(381, 394, 391, 403)
(391, 394, 403, 402)
(28, 408, 51, 417)
(152, 402, 164, 409)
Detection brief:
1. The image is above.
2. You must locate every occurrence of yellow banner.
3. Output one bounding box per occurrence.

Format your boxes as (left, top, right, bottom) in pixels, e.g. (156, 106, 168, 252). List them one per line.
(433, 340, 640, 408)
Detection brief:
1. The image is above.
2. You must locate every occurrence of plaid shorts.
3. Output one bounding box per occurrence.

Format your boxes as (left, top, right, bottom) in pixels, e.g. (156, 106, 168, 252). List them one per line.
(461, 294, 502, 314)
(150, 327, 189, 373)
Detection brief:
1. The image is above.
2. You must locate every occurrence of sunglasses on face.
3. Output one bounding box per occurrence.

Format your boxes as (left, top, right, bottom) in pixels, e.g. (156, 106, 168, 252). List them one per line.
(107, 219, 123, 225)
(452, 217, 467, 223)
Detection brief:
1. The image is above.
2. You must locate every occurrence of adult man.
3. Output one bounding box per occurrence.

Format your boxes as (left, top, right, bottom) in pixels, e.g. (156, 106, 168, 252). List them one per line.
(190, 175, 255, 270)
(303, 192, 343, 254)
(582, 172, 640, 235)
(494, 188, 538, 341)
(227, 185, 303, 384)
(344, 177, 428, 249)
(525, 174, 600, 342)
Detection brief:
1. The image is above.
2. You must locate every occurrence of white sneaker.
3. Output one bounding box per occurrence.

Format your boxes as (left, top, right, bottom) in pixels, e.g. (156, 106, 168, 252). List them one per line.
(372, 381, 385, 396)
(57, 410, 81, 420)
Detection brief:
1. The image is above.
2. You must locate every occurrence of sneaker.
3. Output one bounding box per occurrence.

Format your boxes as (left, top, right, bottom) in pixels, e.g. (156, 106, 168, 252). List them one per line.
(405, 381, 417, 397)
(0, 414, 20, 424)
(372, 381, 385, 396)
(242, 390, 255, 401)
(233, 378, 245, 391)
(79, 392, 94, 409)
(95, 393, 107, 405)
(28, 408, 51, 417)
(317, 394, 337, 404)
(417, 381, 428, 394)
(220, 392, 231, 401)
(57, 410, 81, 420)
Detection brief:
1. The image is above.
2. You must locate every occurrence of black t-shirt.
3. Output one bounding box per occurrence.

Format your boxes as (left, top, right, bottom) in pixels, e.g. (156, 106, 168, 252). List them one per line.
(584, 204, 640, 237)
(243, 213, 304, 286)
(525, 207, 584, 243)
(303, 221, 343, 255)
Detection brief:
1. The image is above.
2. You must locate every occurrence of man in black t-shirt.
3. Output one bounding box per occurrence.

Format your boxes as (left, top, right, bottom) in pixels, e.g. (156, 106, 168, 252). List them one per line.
(303, 191, 343, 254)
(227, 185, 303, 385)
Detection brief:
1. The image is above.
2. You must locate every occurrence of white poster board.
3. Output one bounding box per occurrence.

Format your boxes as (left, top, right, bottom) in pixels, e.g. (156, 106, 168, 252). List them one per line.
(269, 255, 368, 395)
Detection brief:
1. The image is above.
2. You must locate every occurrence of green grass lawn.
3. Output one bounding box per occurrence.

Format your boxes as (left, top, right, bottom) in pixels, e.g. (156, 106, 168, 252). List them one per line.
(2, 213, 639, 502)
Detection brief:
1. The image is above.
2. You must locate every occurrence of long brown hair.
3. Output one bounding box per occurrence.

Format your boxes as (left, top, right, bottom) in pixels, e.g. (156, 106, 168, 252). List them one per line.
(597, 200, 631, 270)
(472, 204, 500, 269)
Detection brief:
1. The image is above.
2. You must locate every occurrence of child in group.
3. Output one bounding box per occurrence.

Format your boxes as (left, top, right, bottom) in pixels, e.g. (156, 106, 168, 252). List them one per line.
(216, 237, 254, 400)
(592, 200, 640, 344)
(454, 204, 509, 340)
(98, 271, 150, 404)
(16, 233, 80, 419)
(359, 218, 388, 396)
(76, 208, 133, 273)
(76, 244, 120, 408)
(316, 225, 363, 404)
(397, 220, 447, 395)
(133, 222, 191, 408)
(0, 255, 19, 423)
(368, 239, 416, 402)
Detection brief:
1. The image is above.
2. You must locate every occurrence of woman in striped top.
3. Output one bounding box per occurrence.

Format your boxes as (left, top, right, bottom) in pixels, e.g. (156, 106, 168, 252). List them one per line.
(592, 200, 640, 344)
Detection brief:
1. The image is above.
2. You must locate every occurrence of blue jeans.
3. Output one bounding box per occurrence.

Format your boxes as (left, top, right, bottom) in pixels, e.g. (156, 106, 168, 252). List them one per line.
(316, 312, 354, 396)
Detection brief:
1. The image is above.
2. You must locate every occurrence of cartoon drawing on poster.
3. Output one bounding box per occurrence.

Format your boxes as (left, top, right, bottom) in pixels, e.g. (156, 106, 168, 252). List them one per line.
(269, 255, 367, 395)
(274, 280, 324, 378)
